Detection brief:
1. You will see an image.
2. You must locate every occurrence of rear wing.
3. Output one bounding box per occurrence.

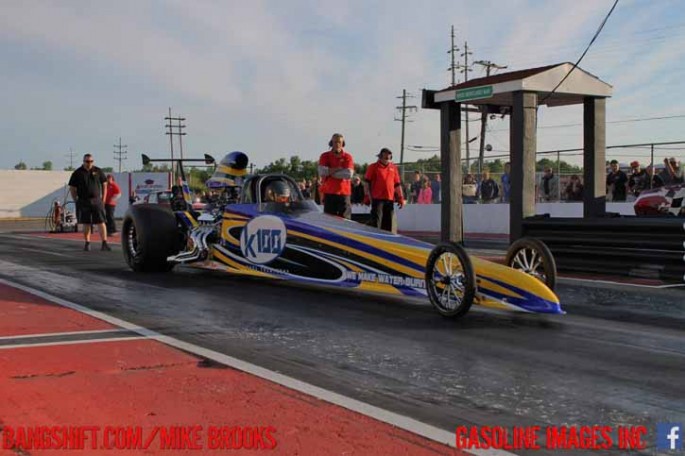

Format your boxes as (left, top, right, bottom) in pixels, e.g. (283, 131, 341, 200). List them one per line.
(141, 153, 215, 207)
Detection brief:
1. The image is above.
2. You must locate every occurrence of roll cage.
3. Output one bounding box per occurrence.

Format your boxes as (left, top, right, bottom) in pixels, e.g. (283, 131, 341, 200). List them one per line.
(240, 174, 305, 205)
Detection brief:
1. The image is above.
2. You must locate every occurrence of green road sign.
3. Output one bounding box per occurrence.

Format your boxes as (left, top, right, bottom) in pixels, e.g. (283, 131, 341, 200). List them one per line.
(455, 85, 493, 102)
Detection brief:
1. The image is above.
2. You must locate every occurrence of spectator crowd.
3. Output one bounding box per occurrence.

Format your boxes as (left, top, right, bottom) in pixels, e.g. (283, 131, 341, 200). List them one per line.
(284, 155, 683, 206)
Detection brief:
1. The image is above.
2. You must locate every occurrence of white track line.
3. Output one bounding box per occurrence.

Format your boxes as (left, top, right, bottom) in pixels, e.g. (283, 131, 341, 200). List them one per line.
(0, 277, 516, 456)
(0, 328, 128, 340)
(17, 247, 70, 257)
(0, 336, 147, 350)
(560, 276, 685, 289)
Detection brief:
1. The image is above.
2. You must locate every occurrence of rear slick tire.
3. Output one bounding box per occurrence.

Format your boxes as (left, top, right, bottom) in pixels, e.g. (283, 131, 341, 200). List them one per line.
(122, 205, 178, 272)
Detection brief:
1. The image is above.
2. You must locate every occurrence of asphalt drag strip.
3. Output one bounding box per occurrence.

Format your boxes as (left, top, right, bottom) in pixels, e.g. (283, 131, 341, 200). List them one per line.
(0, 231, 683, 455)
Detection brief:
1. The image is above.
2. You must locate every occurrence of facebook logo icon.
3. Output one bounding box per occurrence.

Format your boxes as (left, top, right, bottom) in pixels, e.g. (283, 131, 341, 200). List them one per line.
(657, 423, 682, 450)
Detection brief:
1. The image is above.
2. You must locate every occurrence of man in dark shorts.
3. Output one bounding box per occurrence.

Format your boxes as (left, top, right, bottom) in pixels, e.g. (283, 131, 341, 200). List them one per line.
(363, 148, 404, 233)
(68, 153, 111, 251)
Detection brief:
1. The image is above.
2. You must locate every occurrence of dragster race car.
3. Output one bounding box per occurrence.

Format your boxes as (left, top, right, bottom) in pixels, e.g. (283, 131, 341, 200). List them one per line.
(121, 152, 563, 320)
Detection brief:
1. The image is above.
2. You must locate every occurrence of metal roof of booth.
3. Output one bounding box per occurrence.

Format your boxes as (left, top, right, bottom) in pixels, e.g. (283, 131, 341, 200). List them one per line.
(433, 62, 613, 108)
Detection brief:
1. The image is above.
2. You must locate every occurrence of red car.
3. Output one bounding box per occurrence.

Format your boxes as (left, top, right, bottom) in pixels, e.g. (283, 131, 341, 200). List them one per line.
(633, 184, 684, 216)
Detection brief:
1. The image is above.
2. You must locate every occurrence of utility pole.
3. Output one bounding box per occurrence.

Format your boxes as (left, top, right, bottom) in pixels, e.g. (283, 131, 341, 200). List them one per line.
(474, 60, 507, 174)
(65, 147, 76, 170)
(447, 25, 460, 87)
(395, 90, 418, 179)
(164, 108, 187, 180)
(113, 137, 128, 173)
(457, 42, 473, 171)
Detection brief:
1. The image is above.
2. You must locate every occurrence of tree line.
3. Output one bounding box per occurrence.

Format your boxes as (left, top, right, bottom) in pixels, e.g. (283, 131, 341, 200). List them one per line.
(12, 154, 583, 195)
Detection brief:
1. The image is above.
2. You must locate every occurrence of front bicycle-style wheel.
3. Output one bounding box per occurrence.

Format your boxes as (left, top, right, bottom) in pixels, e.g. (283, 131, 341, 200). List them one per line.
(505, 237, 557, 290)
(425, 242, 476, 319)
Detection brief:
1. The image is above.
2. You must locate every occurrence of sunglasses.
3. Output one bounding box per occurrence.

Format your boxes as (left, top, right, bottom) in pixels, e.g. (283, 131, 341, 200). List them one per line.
(84, 160, 94, 163)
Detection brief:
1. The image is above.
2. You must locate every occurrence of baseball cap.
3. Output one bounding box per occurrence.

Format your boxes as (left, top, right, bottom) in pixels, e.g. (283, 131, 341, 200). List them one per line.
(377, 148, 392, 158)
(630, 161, 639, 168)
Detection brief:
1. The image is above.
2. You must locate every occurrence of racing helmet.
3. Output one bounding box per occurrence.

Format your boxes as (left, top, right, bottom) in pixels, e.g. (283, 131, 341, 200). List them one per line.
(264, 180, 291, 203)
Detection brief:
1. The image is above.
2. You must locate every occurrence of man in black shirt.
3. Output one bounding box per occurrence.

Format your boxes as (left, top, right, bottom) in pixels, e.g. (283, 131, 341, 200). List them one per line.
(478, 170, 499, 203)
(68, 154, 111, 251)
(606, 159, 627, 202)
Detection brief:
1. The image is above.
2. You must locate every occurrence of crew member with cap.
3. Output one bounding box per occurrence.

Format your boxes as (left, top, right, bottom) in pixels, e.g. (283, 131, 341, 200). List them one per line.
(628, 161, 648, 198)
(363, 148, 405, 233)
(318, 133, 354, 218)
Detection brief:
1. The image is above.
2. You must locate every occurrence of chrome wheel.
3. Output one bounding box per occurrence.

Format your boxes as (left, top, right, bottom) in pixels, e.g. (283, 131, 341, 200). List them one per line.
(425, 243, 475, 319)
(126, 222, 138, 258)
(505, 238, 557, 290)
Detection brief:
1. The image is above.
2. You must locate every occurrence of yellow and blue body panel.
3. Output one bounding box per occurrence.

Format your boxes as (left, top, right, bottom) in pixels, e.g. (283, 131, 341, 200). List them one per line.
(176, 201, 562, 315)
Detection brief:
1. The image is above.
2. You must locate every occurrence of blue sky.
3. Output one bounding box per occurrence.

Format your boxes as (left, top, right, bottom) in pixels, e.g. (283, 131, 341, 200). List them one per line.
(1, 0, 684, 171)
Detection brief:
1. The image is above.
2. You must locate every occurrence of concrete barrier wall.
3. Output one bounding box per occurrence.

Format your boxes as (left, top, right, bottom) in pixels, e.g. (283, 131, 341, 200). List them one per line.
(354, 202, 636, 234)
(0, 170, 636, 234)
(0, 170, 73, 219)
(0, 170, 169, 219)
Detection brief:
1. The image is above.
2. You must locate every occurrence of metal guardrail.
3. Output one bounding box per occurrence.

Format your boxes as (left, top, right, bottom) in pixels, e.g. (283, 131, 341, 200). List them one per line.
(523, 216, 685, 282)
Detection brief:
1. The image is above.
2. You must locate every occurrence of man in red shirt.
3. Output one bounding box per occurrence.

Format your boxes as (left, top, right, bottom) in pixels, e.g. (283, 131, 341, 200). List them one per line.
(104, 174, 121, 234)
(318, 133, 354, 218)
(364, 148, 405, 233)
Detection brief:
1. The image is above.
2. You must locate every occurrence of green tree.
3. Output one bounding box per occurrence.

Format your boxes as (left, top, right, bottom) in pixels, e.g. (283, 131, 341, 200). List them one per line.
(42, 161, 53, 170)
(14, 161, 27, 170)
(258, 158, 289, 175)
(101, 166, 113, 173)
(64, 166, 75, 171)
(536, 158, 582, 174)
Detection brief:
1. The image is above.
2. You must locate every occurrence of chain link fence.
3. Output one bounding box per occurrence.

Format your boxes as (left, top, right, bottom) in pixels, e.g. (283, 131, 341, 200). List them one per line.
(397, 141, 684, 203)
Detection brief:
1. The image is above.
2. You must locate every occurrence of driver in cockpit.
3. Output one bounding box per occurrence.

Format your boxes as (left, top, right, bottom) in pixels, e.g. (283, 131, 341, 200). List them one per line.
(264, 180, 291, 204)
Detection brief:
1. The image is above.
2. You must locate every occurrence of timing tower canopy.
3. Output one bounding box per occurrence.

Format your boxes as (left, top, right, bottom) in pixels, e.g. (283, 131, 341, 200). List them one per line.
(432, 63, 612, 109)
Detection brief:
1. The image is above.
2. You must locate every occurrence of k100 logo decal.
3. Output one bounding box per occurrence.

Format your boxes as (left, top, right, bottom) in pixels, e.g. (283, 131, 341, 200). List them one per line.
(240, 215, 287, 264)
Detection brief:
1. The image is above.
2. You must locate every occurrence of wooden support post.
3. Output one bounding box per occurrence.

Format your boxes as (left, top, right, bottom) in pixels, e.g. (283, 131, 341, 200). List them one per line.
(440, 102, 463, 243)
(583, 97, 607, 217)
(510, 91, 537, 243)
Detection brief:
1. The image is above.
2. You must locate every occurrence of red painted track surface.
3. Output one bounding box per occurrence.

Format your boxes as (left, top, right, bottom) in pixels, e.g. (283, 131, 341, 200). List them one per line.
(0, 286, 114, 336)
(0, 284, 461, 455)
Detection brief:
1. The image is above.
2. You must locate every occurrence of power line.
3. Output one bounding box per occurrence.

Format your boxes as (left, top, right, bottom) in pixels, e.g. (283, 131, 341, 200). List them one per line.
(539, 0, 620, 105)
(488, 113, 685, 132)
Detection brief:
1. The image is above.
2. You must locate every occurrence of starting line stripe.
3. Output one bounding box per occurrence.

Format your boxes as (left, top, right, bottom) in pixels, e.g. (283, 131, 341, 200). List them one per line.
(0, 336, 147, 350)
(0, 329, 127, 341)
(0, 277, 517, 456)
